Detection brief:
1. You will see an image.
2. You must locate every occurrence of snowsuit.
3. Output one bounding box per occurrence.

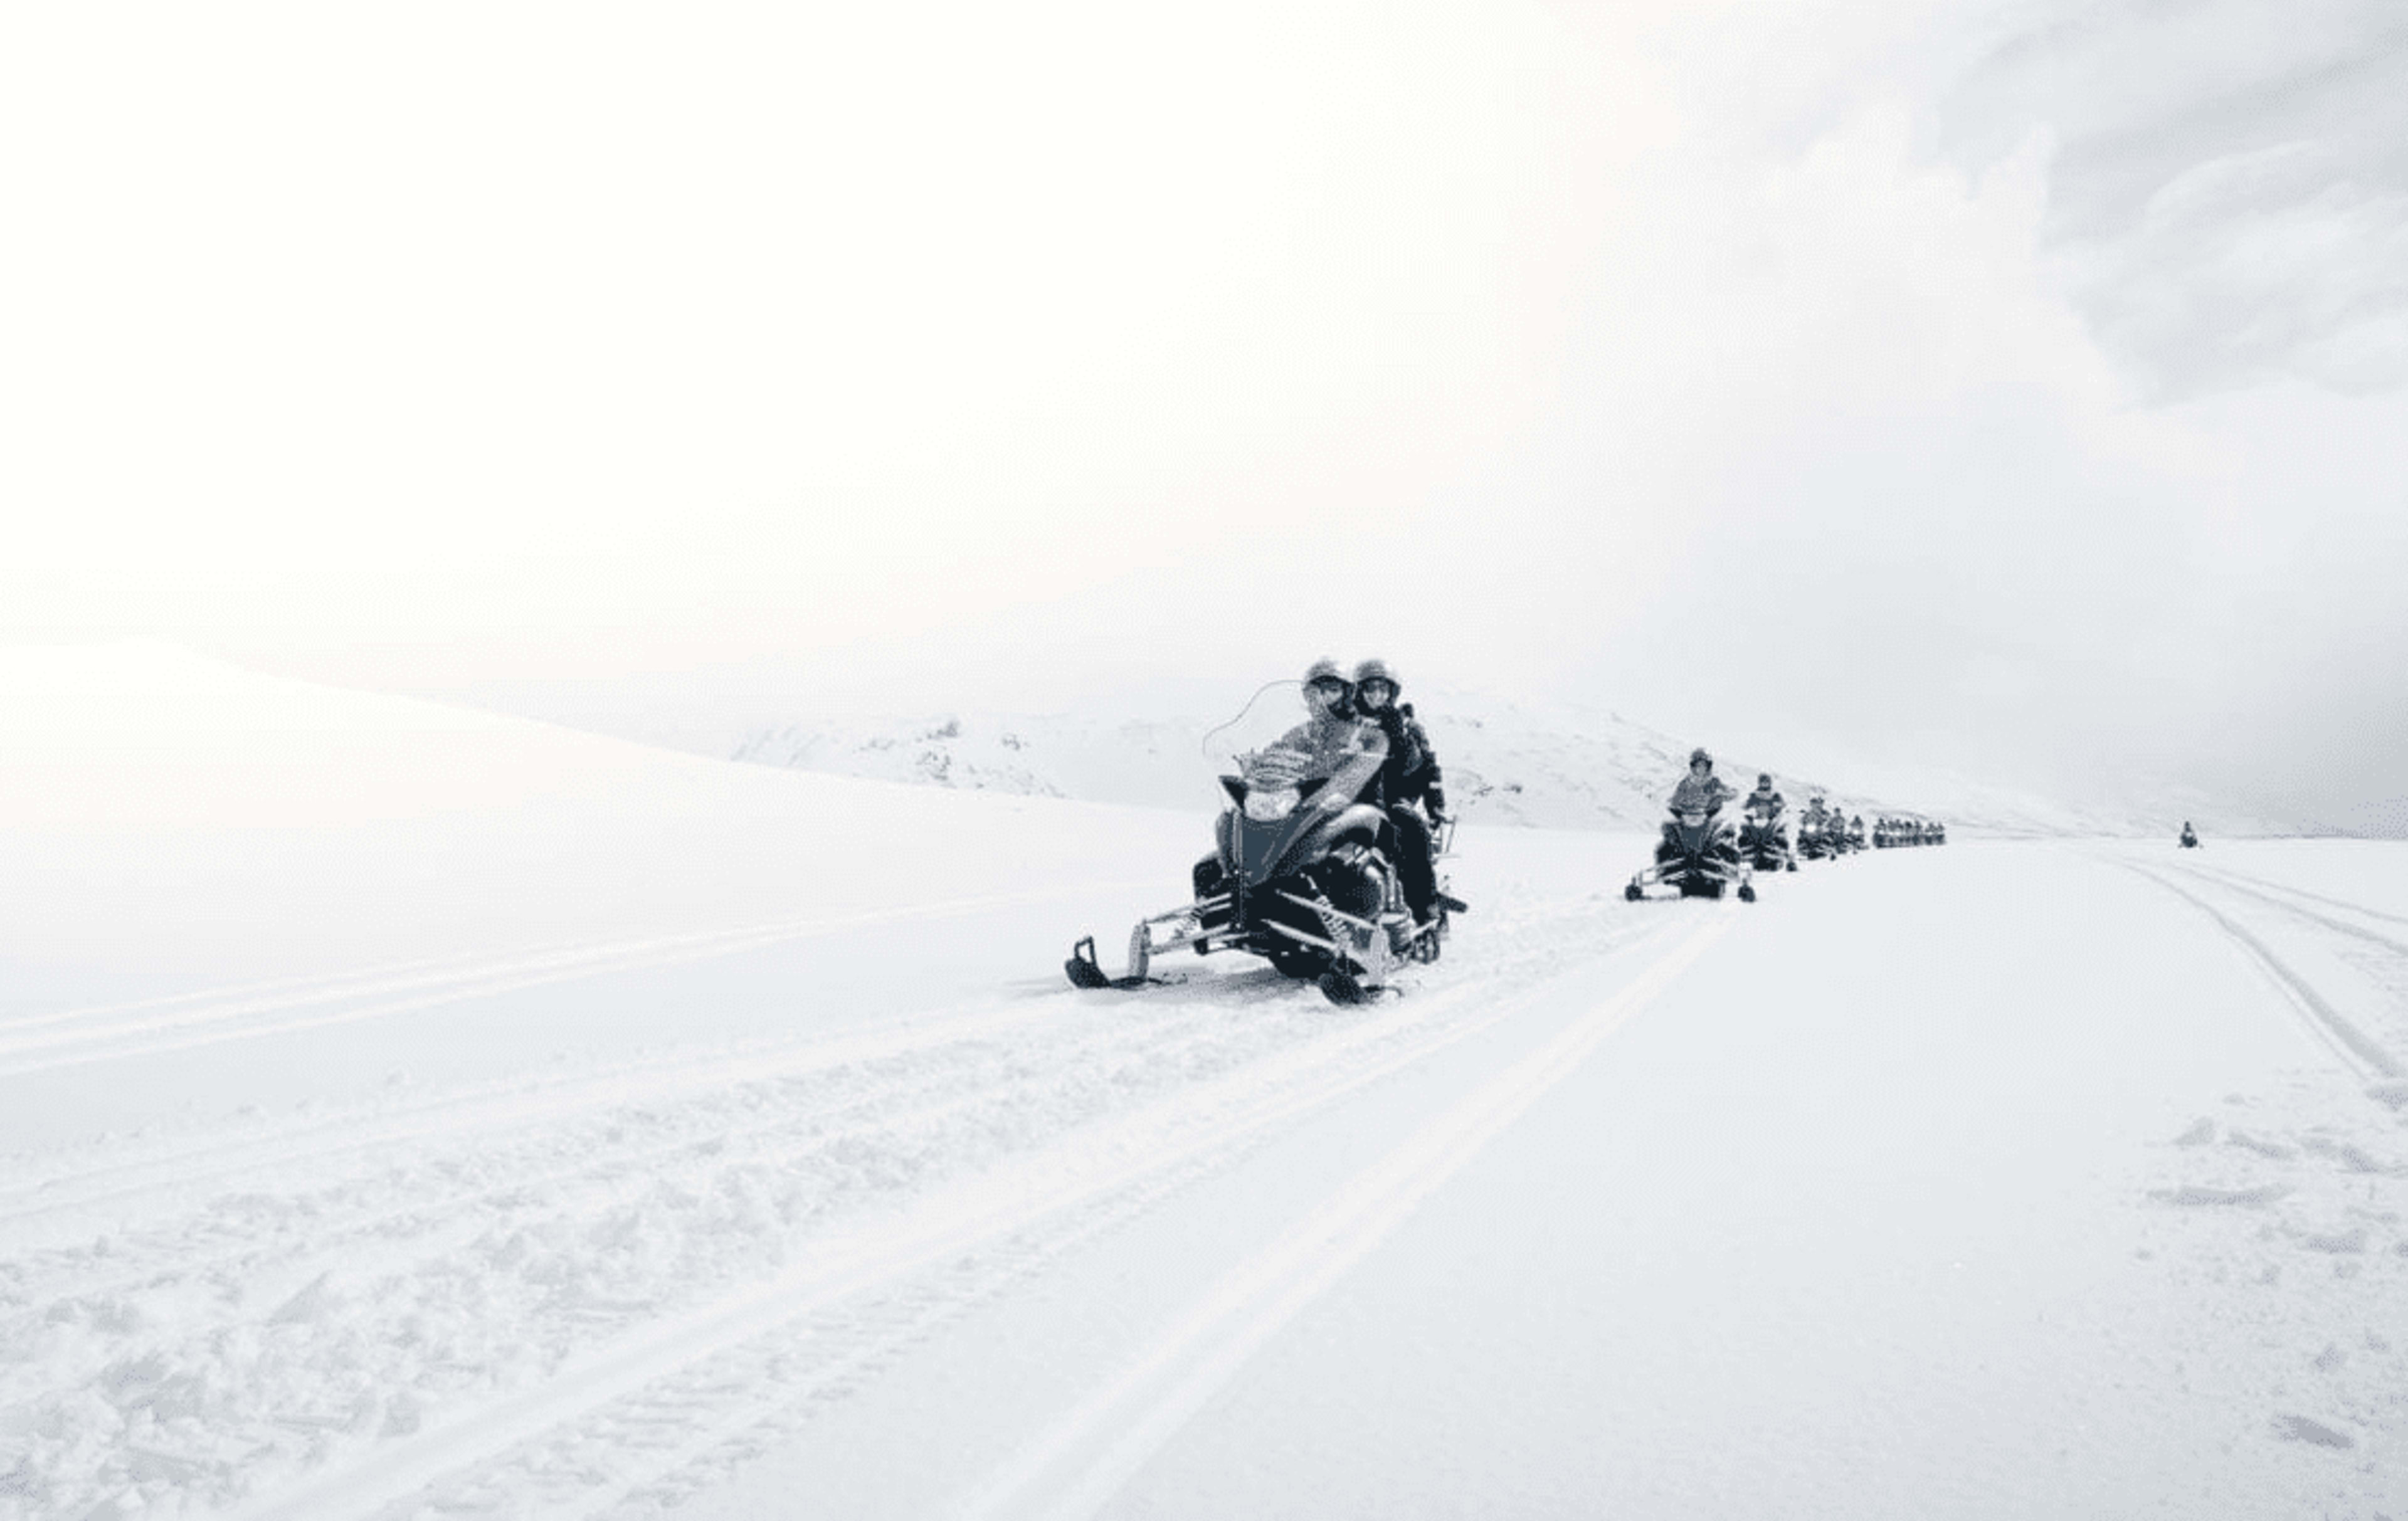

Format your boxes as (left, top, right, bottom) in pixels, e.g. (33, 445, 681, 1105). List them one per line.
(1260, 713, 1388, 813)
(1741, 787, 1790, 864)
(1669, 772, 1735, 814)
(1358, 701, 1446, 922)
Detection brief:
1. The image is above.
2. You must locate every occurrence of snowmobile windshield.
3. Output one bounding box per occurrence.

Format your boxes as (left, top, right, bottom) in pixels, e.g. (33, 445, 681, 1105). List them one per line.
(1200, 681, 1316, 782)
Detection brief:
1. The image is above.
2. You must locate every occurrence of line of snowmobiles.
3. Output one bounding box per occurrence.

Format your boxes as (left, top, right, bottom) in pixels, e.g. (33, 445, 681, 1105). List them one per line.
(1870, 815, 1945, 848)
(1057, 685, 1941, 1003)
(1624, 794, 1943, 903)
(1796, 811, 1867, 861)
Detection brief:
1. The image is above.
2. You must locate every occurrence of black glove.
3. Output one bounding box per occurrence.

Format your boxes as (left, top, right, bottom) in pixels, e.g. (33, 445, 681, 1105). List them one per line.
(1425, 786, 1447, 821)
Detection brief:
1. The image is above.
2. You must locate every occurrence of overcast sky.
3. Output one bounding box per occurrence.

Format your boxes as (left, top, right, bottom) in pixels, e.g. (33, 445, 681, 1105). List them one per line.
(4, 1, 2402, 823)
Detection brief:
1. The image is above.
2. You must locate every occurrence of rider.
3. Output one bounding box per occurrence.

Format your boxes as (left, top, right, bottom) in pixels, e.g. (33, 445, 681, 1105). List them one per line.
(1262, 658, 1388, 819)
(1669, 747, 1735, 815)
(1743, 773, 1784, 824)
(1741, 772, 1790, 865)
(1350, 658, 1445, 924)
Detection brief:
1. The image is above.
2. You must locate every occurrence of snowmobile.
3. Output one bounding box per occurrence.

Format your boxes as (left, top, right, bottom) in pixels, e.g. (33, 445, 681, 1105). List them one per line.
(1625, 805, 1755, 902)
(1736, 811, 1795, 873)
(1796, 817, 1833, 861)
(2178, 823, 2199, 849)
(1846, 817, 1867, 852)
(1064, 750, 1452, 1005)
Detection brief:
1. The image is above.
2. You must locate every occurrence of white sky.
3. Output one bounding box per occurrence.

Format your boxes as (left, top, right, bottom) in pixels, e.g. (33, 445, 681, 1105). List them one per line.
(4, 1, 2402, 822)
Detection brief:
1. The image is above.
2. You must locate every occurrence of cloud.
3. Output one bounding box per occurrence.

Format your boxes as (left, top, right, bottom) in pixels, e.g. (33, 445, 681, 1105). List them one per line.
(2, 0, 2402, 824)
(1942, 0, 2408, 395)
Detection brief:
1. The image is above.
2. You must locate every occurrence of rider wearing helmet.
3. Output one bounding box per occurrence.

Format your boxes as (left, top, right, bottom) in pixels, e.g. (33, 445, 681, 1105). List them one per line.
(1670, 747, 1735, 814)
(1743, 772, 1785, 824)
(1350, 658, 1446, 923)
(1263, 658, 1388, 818)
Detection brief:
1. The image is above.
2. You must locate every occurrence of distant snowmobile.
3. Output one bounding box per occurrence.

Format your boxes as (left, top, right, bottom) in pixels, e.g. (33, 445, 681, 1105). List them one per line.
(1797, 818, 1833, 861)
(1627, 805, 1755, 902)
(1065, 749, 1454, 1005)
(2178, 822, 2199, 849)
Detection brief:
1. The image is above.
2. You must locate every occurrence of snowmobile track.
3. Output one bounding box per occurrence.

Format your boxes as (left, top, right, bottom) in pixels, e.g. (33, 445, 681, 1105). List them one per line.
(11, 900, 1679, 1521)
(2124, 863, 2403, 1081)
(0, 1000, 1242, 1322)
(0, 992, 1084, 1228)
(216, 921, 1696, 1521)
(956, 919, 1727, 1521)
(2160, 860, 2408, 955)
(0, 882, 1143, 1080)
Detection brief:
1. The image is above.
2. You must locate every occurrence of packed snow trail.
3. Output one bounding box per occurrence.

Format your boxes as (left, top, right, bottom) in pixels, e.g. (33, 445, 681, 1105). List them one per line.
(0, 827, 1673, 1520)
(954, 920, 1726, 1521)
(0, 885, 1158, 1083)
(7, 758, 2407, 1516)
(678, 839, 2408, 1521)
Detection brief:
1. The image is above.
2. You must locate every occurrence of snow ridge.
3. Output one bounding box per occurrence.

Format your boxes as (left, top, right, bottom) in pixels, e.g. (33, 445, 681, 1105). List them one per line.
(732, 690, 1885, 832)
(726, 687, 2261, 837)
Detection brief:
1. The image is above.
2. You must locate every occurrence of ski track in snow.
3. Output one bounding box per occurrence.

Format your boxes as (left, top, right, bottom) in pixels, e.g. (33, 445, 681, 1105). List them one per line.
(2118, 851, 2408, 1503)
(0, 883, 1681, 1521)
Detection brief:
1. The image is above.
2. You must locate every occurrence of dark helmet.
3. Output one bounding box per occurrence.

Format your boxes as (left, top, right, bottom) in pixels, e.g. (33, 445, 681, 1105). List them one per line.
(1756, 773, 1772, 787)
(1351, 657, 1398, 691)
(1689, 747, 1712, 767)
(1302, 657, 1347, 688)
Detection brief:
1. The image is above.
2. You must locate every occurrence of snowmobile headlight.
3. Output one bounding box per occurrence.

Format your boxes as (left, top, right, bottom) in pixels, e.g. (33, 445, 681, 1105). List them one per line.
(1244, 787, 1301, 822)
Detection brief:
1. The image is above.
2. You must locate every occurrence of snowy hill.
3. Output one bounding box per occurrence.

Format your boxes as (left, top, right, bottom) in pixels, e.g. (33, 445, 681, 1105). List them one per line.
(731, 688, 1867, 829)
(727, 687, 2204, 836)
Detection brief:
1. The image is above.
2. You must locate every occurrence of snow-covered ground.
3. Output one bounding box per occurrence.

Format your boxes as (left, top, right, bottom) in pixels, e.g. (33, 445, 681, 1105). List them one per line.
(3, 646, 2404, 1518)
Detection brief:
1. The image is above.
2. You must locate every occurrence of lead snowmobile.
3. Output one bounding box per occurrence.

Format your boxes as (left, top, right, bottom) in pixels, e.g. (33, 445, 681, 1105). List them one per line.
(1064, 712, 1452, 1006)
(2178, 821, 2199, 849)
(1626, 804, 1755, 902)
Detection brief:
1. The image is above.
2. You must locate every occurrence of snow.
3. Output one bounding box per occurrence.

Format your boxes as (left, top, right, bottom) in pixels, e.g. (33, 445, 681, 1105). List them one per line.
(3, 644, 2404, 1519)
(729, 695, 2310, 841)
(724, 687, 2221, 838)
